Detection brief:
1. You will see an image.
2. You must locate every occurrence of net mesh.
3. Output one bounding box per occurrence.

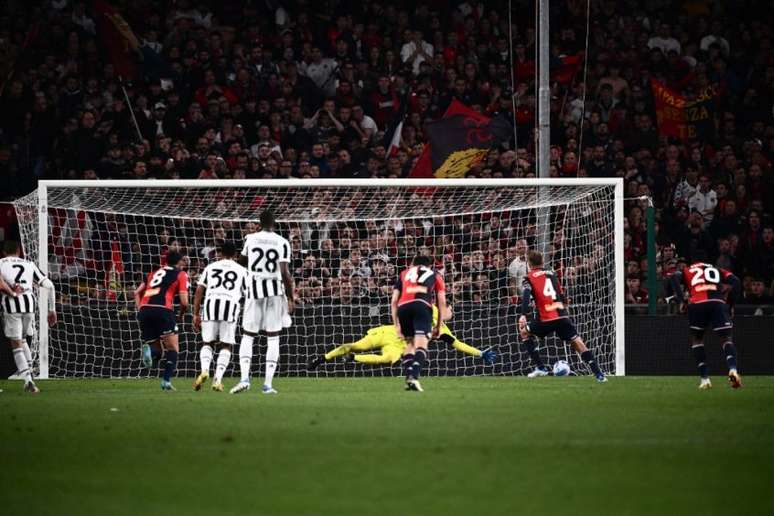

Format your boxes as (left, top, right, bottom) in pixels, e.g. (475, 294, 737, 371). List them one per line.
(14, 182, 619, 378)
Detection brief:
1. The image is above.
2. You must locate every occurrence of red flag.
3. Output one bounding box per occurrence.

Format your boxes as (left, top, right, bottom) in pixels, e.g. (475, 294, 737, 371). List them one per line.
(94, 0, 138, 80)
(409, 100, 512, 178)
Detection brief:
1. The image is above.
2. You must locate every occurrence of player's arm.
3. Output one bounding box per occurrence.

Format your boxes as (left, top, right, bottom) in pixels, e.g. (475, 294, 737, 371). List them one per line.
(519, 278, 532, 320)
(133, 282, 146, 309)
(437, 325, 497, 363)
(721, 270, 741, 310)
(35, 268, 58, 326)
(192, 284, 206, 331)
(280, 261, 295, 313)
(669, 271, 685, 305)
(177, 271, 190, 319)
(391, 285, 402, 339)
(0, 275, 18, 297)
(433, 273, 447, 337)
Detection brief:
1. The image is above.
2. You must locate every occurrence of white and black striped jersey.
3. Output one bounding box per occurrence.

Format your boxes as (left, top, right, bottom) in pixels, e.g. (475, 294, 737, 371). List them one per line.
(242, 230, 290, 299)
(0, 257, 46, 314)
(197, 259, 247, 322)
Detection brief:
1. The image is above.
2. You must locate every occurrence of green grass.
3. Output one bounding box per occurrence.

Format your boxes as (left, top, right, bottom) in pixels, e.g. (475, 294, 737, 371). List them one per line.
(1, 377, 772, 516)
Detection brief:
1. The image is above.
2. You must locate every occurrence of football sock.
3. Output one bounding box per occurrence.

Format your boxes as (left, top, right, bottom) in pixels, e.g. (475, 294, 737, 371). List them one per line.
(22, 341, 33, 363)
(691, 344, 708, 378)
(523, 337, 547, 370)
(199, 345, 213, 373)
(722, 341, 738, 371)
(265, 336, 280, 388)
(239, 335, 254, 382)
(402, 353, 415, 378)
(580, 350, 603, 376)
(214, 348, 231, 383)
(12, 348, 32, 383)
(412, 348, 428, 379)
(163, 350, 178, 382)
(324, 344, 352, 361)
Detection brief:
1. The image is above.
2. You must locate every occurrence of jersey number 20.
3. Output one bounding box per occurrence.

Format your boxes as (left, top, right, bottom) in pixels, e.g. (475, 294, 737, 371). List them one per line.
(690, 266, 720, 286)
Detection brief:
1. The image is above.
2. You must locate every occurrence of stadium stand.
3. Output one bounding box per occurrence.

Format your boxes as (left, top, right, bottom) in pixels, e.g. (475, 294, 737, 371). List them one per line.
(0, 0, 771, 306)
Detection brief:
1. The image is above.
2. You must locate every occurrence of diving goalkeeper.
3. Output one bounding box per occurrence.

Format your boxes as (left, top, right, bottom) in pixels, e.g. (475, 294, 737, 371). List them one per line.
(306, 306, 496, 370)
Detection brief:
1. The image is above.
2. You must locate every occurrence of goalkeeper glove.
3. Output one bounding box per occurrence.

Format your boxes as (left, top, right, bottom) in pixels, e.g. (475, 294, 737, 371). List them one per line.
(480, 348, 497, 364)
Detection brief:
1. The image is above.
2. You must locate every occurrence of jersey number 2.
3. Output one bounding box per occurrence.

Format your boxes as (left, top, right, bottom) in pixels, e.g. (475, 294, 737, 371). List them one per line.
(11, 264, 26, 284)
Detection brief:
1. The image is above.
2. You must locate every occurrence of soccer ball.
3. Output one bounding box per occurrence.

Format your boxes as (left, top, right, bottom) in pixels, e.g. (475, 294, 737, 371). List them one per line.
(552, 360, 571, 377)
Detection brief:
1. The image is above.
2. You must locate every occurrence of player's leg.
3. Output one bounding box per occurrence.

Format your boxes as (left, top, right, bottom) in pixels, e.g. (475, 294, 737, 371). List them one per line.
(5, 314, 38, 392)
(3, 314, 40, 394)
(160, 331, 180, 391)
(261, 296, 291, 394)
(194, 321, 216, 390)
(232, 299, 259, 393)
(519, 318, 549, 377)
(212, 322, 236, 391)
(568, 335, 606, 382)
(716, 325, 741, 389)
(308, 335, 371, 370)
(354, 342, 403, 365)
(687, 304, 712, 389)
(405, 305, 432, 391)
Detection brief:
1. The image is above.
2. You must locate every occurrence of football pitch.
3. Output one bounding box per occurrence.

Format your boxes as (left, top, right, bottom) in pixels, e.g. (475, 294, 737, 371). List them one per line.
(1, 376, 772, 516)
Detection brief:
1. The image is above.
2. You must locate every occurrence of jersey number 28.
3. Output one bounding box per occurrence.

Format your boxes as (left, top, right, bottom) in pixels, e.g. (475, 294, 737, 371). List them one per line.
(250, 247, 279, 273)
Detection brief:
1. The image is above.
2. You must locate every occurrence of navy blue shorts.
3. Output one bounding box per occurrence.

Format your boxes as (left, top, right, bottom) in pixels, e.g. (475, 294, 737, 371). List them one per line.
(526, 318, 579, 342)
(138, 307, 178, 343)
(688, 302, 732, 332)
(398, 302, 433, 339)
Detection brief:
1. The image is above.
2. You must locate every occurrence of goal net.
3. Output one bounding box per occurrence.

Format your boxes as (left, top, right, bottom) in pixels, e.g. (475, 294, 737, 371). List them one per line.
(14, 179, 624, 379)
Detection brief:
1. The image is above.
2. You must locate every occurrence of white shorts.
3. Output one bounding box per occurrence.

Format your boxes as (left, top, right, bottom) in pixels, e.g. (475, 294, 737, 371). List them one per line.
(3, 313, 35, 340)
(201, 320, 238, 345)
(242, 296, 292, 333)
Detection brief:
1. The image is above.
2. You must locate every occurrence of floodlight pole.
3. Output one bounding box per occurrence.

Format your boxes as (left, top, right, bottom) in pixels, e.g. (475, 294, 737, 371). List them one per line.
(537, 0, 551, 256)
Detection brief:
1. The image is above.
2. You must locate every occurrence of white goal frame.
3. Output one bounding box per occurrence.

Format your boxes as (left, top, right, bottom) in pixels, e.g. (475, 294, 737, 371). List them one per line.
(33, 178, 625, 378)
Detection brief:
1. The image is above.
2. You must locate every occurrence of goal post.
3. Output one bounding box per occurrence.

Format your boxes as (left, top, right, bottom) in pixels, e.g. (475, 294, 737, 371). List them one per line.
(16, 178, 625, 379)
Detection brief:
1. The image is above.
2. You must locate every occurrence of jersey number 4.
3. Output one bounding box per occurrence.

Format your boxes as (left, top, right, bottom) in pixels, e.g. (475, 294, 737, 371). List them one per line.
(690, 265, 720, 285)
(405, 266, 434, 283)
(543, 278, 557, 299)
(250, 248, 279, 273)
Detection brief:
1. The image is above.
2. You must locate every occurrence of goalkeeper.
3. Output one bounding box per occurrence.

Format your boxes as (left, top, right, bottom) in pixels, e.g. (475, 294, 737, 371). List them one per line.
(307, 306, 496, 370)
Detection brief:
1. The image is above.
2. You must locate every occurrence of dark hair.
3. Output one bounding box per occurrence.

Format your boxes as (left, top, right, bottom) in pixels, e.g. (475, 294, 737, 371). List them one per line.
(3, 240, 20, 256)
(260, 210, 276, 229)
(166, 252, 183, 267)
(527, 250, 544, 267)
(219, 241, 237, 257)
(412, 255, 432, 267)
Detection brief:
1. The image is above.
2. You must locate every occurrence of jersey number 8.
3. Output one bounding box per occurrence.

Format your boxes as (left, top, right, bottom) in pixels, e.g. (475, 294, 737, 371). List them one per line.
(149, 269, 167, 287)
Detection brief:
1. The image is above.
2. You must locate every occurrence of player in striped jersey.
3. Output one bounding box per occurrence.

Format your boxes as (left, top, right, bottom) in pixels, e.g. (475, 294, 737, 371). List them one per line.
(134, 252, 189, 391)
(670, 262, 742, 389)
(192, 242, 248, 392)
(0, 240, 58, 393)
(231, 210, 295, 395)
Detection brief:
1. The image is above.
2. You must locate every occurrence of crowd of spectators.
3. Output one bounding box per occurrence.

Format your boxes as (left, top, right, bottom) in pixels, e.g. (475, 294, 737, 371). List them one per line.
(0, 0, 773, 306)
